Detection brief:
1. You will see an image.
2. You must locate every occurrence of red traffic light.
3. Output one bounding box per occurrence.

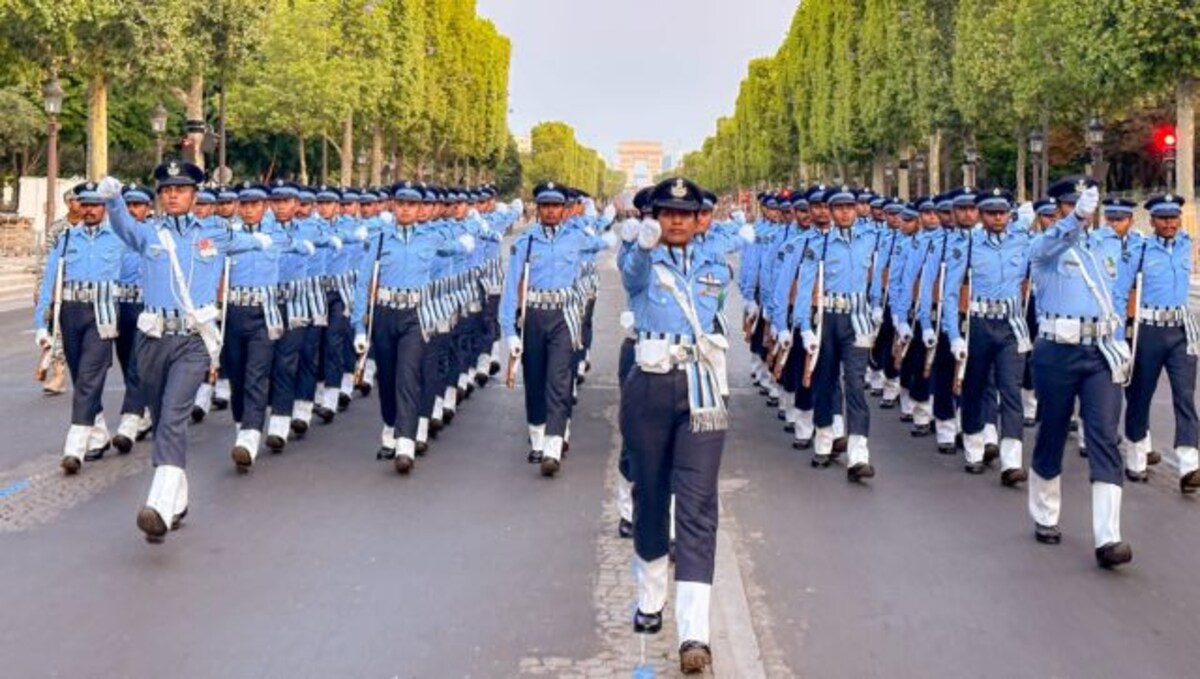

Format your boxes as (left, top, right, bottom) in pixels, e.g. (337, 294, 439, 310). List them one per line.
(1153, 124, 1178, 153)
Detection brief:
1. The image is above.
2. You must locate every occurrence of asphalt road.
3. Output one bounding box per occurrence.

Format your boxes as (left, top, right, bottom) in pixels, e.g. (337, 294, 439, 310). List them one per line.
(1, 259, 1197, 678)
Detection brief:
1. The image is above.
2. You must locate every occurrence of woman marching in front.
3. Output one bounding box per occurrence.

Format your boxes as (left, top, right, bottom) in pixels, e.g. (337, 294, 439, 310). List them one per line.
(621, 177, 729, 674)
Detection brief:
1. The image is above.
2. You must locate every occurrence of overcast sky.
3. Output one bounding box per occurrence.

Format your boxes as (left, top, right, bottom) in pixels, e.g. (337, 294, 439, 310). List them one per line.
(476, 0, 797, 164)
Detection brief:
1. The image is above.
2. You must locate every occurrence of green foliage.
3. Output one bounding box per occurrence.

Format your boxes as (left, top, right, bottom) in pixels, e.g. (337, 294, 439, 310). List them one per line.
(525, 121, 617, 197)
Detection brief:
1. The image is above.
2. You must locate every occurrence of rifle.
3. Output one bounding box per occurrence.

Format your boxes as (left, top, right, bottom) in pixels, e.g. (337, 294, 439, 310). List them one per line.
(35, 229, 70, 382)
(506, 235, 534, 389)
(802, 231, 831, 388)
(771, 244, 803, 381)
(952, 236, 974, 395)
(1123, 241, 1149, 387)
(355, 232, 386, 386)
(923, 232, 949, 379)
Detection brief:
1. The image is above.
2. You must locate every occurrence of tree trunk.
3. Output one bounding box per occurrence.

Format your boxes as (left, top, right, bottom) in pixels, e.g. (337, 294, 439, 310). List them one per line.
(298, 132, 308, 185)
(1177, 75, 1196, 241)
(321, 134, 329, 185)
(928, 130, 943, 195)
(370, 122, 384, 186)
(1039, 110, 1050, 196)
(871, 154, 885, 194)
(898, 145, 912, 200)
(339, 115, 353, 187)
(183, 72, 205, 169)
(86, 74, 108, 180)
(1016, 125, 1027, 203)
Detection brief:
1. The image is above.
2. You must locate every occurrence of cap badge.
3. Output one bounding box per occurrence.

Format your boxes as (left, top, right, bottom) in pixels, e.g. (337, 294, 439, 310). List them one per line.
(670, 179, 687, 199)
(167, 162, 180, 177)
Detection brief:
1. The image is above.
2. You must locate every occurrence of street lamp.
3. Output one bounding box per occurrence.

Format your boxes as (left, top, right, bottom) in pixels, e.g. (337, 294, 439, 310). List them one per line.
(884, 162, 895, 194)
(1028, 129, 1045, 197)
(963, 145, 978, 186)
(1086, 116, 1105, 188)
(42, 76, 64, 244)
(151, 103, 168, 165)
(914, 152, 926, 196)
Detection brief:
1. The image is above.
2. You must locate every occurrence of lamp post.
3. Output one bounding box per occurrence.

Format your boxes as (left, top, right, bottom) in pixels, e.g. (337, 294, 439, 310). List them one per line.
(884, 162, 895, 195)
(914, 152, 927, 196)
(1028, 129, 1044, 197)
(151, 103, 168, 165)
(963, 145, 979, 187)
(42, 76, 64, 246)
(1086, 116, 1105, 188)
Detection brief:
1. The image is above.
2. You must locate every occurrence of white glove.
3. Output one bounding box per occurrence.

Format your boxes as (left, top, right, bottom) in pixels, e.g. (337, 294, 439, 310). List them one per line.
(96, 176, 122, 199)
(379, 211, 395, 225)
(329, 236, 344, 250)
(896, 323, 913, 343)
(801, 330, 818, 354)
(637, 218, 661, 250)
(507, 335, 523, 357)
(1075, 186, 1100, 219)
(732, 210, 746, 224)
(511, 198, 524, 214)
(496, 201, 509, 213)
(253, 233, 273, 249)
(738, 222, 756, 244)
(600, 230, 619, 250)
(354, 226, 369, 241)
(353, 333, 368, 354)
(871, 307, 884, 325)
(777, 329, 793, 351)
(601, 204, 616, 224)
(620, 218, 640, 242)
(301, 240, 316, 255)
(582, 197, 597, 218)
(923, 329, 937, 349)
(35, 328, 50, 350)
(1017, 202, 1035, 224)
(951, 337, 968, 361)
(768, 325, 778, 341)
(745, 301, 759, 319)
(467, 208, 480, 220)
(457, 234, 476, 254)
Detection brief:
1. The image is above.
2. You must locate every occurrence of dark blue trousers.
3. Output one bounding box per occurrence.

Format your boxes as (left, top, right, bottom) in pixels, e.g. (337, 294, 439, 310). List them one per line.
(899, 320, 932, 401)
(323, 292, 350, 387)
(115, 301, 144, 415)
(297, 325, 322, 402)
(138, 334, 209, 467)
(522, 307, 574, 436)
(961, 317, 1023, 440)
(271, 321, 304, 414)
(1031, 339, 1122, 485)
(811, 313, 869, 435)
(618, 337, 636, 484)
(61, 301, 113, 425)
(870, 309, 899, 380)
(1124, 325, 1198, 448)
(373, 307, 426, 439)
(622, 368, 725, 584)
(421, 333, 448, 418)
(221, 305, 274, 432)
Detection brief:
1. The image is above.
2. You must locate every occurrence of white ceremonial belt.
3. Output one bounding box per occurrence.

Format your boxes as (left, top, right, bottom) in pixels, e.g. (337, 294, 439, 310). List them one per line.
(1138, 306, 1189, 327)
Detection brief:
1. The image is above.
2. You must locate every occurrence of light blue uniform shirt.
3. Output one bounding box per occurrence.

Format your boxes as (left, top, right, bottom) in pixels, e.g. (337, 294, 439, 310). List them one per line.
(941, 227, 1032, 341)
(34, 220, 128, 329)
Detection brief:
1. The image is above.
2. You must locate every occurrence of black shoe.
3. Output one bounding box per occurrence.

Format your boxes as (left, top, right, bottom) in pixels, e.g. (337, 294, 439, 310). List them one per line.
(811, 454, 830, 468)
(1181, 470, 1200, 495)
(1034, 523, 1061, 544)
(212, 398, 229, 411)
(1095, 542, 1133, 569)
(563, 439, 571, 455)
(576, 374, 585, 386)
(1124, 469, 1149, 483)
(964, 462, 986, 475)
(937, 443, 956, 455)
(443, 409, 456, 425)
(955, 433, 964, 450)
(61, 456, 81, 475)
(84, 443, 109, 462)
(766, 396, 780, 407)
(474, 373, 488, 387)
(430, 419, 443, 438)
(377, 446, 396, 461)
(290, 419, 308, 437)
(1079, 447, 1088, 458)
(137, 507, 168, 544)
(880, 398, 897, 409)
(1001, 468, 1028, 487)
(266, 435, 285, 454)
(783, 422, 795, 433)
(983, 444, 1000, 465)
(899, 413, 914, 423)
(314, 406, 334, 424)
(171, 507, 187, 531)
(679, 641, 713, 675)
(792, 438, 812, 450)
(528, 449, 543, 464)
(618, 518, 634, 539)
(394, 455, 414, 475)
(633, 609, 663, 634)
(415, 441, 428, 457)
(911, 424, 932, 437)
(870, 388, 884, 398)
(776, 410, 786, 421)
(113, 434, 134, 455)
(847, 463, 875, 482)
(355, 383, 372, 397)
(231, 446, 253, 473)
(1023, 417, 1037, 427)
(456, 387, 467, 402)
(191, 406, 206, 424)
(540, 457, 560, 477)
(832, 437, 848, 454)
(758, 386, 770, 396)
(1147, 450, 1162, 466)
(337, 393, 351, 411)
(489, 362, 501, 376)
(136, 425, 153, 441)
(1068, 419, 1079, 432)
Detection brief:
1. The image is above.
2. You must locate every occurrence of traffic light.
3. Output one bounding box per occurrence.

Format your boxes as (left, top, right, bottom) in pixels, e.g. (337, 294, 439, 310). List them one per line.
(1153, 124, 1178, 160)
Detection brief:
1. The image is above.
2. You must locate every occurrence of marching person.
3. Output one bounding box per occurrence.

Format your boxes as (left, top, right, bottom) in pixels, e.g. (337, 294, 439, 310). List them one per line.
(792, 186, 876, 480)
(869, 199, 905, 408)
(34, 182, 125, 473)
(884, 198, 935, 435)
(500, 181, 608, 476)
(1117, 194, 1199, 493)
(1026, 180, 1135, 568)
(97, 161, 274, 543)
(1021, 197, 1060, 426)
(109, 183, 153, 453)
(622, 177, 728, 675)
(941, 188, 1032, 484)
